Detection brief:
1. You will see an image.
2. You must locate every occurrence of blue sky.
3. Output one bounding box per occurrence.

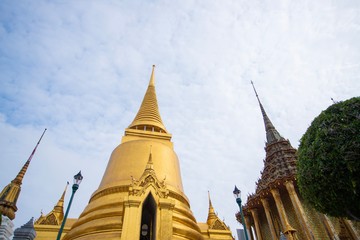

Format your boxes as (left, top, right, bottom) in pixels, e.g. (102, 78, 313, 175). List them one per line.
(1, 0, 360, 237)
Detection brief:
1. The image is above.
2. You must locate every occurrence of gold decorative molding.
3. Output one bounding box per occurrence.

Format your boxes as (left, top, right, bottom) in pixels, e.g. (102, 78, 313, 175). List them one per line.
(90, 185, 129, 202)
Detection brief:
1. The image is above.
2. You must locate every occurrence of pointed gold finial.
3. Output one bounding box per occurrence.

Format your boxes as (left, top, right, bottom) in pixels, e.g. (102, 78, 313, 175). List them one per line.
(149, 65, 155, 86)
(208, 191, 213, 208)
(55, 182, 69, 210)
(207, 191, 217, 225)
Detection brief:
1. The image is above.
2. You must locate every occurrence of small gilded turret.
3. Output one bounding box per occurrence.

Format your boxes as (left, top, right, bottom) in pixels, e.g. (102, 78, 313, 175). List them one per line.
(205, 192, 231, 231)
(35, 182, 68, 225)
(207, 191, 217, 225)
(0, 129, 46, 220)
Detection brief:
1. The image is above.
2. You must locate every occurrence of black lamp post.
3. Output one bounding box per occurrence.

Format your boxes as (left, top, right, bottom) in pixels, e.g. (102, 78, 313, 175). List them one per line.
(56, 171, 83, 240)
(233, 185, 249, 240)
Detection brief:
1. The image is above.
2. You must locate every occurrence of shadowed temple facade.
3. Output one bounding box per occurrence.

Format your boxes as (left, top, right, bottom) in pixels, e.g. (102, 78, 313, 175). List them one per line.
(234, 82, 360, 240)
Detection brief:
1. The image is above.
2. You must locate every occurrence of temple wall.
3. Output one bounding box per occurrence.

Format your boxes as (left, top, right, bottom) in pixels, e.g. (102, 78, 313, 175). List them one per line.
(302, 199, 331, 239)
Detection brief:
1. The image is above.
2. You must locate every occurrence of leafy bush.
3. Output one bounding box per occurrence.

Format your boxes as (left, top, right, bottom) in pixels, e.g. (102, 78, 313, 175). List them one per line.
(297, 97, 360, 221)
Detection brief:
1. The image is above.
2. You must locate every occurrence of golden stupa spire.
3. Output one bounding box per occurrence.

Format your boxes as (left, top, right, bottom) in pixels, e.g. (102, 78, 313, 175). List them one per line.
(207, 191, 217, 225)
(35, 182, 68, 225)
(205, 191, 230, 231)
(127, 65, 168, 133)
(54, 182, 69, 212)
(0, 129, 46, 220)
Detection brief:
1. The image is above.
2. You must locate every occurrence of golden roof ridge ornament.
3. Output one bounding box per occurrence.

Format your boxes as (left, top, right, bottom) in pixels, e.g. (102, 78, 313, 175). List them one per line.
(127, 65, 168, 133)
(0, 128, 47, 220)
(250, 81, 284, 144)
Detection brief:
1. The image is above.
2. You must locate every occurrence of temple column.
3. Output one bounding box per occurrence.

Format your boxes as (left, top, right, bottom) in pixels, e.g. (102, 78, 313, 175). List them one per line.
(270, 188, 296, 240)
(121, 196, 142, 240)
(158, 198, 175, 240)
(285, 181, 314, 240)
(250, 209, 262, 240)
(343, 219, 360, 240)
(321, 214, 340, 240)
(260, 198, 278, 240)
(244, 215, 253, 240)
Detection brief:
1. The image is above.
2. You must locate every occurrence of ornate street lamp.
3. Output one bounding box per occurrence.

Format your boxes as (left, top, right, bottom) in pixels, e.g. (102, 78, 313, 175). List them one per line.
(56, 171, 83, 240)
(233, 185, 249, 240)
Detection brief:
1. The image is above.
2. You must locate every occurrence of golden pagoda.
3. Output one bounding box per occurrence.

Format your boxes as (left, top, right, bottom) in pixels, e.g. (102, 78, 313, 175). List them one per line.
(198, 192, 233, 239)
(0, 129, 46, 221)
(34, 182, 77, 240)
(33, 66, 233, 240)
(236, 82, 360, 240)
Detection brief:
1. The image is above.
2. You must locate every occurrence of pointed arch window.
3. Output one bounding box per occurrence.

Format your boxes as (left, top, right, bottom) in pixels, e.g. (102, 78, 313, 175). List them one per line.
(140, 194, 156, 240)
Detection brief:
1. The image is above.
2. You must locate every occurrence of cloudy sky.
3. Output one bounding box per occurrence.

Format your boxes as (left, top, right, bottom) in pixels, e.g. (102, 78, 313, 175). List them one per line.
(1, 0, 359, 237)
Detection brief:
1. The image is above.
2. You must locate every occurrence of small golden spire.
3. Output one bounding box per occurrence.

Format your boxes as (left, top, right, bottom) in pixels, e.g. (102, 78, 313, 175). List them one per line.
(127, 66, 167, 133)
(55, 182, 69, 210)
(35, 182, 68, 225)
(207, 191, 217, 225)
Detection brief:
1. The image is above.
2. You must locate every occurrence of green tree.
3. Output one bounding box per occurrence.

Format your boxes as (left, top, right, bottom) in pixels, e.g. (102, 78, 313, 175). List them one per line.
(297, 97, 360, 221)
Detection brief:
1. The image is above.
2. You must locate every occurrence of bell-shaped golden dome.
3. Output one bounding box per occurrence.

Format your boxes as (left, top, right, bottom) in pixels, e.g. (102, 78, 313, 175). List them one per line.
(63, 66, 203, 240)
(98, 140, 184, 193)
